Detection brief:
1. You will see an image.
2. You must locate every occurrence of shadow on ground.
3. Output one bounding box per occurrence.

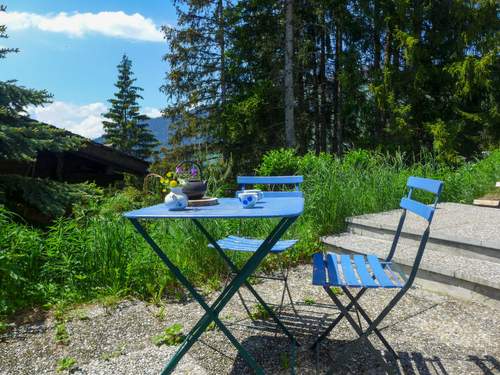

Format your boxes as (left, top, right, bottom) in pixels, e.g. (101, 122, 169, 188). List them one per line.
(221, 303, 499, 375)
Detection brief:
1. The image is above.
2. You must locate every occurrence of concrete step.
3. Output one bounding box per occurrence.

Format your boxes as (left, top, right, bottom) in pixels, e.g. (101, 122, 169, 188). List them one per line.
(346, 202, 500, 264)
(321, 233, 500, 307)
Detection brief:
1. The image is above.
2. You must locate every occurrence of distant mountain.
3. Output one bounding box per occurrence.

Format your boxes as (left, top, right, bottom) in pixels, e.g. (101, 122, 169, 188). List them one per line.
(93, 117, 173, 148)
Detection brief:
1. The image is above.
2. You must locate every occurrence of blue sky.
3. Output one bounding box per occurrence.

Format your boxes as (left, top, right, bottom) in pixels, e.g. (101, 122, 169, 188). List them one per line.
(0, 1, 177, 138)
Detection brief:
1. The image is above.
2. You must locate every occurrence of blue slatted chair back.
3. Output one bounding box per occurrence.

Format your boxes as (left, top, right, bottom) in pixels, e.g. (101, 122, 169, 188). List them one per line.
(386, 176, 443, 287)
(237, 176, 304, 198)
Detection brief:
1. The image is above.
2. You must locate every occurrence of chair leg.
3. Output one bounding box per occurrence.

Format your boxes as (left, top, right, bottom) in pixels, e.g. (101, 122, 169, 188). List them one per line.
(316, 287, 399, 361)
(322, 287, 385, 361)
(310, 288, 368, 349)
(342, 287, 398, 359)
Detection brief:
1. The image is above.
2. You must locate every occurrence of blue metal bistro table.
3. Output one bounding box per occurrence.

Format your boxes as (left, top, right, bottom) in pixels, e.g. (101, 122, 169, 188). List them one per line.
(124, 196, 304, 374)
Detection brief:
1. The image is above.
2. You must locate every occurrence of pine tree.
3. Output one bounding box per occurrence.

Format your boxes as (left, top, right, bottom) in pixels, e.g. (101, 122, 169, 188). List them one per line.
(161, 0, 229, 159)
(102, 54, 158, 160)
(1, 5, 90, 220)
(0, 4, 81, 161)
(0, 5, 18, 59)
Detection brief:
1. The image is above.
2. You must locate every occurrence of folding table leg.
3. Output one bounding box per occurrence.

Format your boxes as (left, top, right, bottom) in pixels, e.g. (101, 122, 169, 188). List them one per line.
(171, 217, 297, 373)
(192, 218, 299, 346)
(130, 216, 297, 374)
(129, 218, 266, 375)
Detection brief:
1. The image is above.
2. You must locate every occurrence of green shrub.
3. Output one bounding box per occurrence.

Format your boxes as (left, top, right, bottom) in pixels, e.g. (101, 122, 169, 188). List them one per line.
(56, 357, 76, 372)
(152, 323, 185, 346)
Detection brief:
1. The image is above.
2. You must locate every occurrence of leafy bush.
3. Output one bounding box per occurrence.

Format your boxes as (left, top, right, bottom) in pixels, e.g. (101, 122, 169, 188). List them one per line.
(152, 323, 185, 346)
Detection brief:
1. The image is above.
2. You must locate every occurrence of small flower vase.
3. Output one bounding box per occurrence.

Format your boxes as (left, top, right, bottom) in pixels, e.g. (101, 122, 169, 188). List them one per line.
(164, 187, 188, 210)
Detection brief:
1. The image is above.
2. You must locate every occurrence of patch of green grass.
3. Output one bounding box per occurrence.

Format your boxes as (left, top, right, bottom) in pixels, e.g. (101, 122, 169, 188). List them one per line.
(205, 321, 217, 332)
(152, 323, 185, 346)
(280, 352, 290, 369)
(304, 297, 316, 305)
(154, 305, 167, 321)
(100, 345, 126, 361)
(54, 322, 70, 345)
(330, 287, 343, 295)
(100, 295, 121, 309)
(480, 187, 500, 200)
(56, 357, 76, 372)
(250, 303, 271, 320)
(0, 321, 8, 334)
(73, 308, 90, 321)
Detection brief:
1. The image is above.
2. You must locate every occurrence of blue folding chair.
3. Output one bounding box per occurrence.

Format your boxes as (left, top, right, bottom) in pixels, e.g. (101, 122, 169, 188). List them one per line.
(209, 176, 303, 318)
(311, 176, 444, 358)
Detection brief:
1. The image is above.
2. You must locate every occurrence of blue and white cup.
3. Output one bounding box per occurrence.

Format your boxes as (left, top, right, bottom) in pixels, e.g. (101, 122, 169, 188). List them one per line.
(243, 189, 263, 201)
(238, 192, 259, 208)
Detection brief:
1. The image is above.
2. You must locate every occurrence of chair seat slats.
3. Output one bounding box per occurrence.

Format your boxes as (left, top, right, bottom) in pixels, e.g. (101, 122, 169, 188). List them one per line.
(311, 253, 404, 289)
(352, 255, 379, 288)
(340, 255, 362, 287)
(312, 253, 327, 285)
(326, 253, 341, 285)
(208, 235, 297, 253)
(366, 255, 398, 288)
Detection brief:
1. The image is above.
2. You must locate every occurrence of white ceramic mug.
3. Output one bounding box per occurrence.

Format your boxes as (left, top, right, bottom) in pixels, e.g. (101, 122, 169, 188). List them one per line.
(242, 189, 263, 201)
(238, 192, 259, 208)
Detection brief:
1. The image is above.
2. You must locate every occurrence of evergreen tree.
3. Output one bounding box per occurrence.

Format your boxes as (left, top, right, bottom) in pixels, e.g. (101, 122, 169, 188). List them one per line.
(161, 0, 229, 161)
(0, 5, 18, 59)
(162, 0, 499, 166)
(0, 5, 90, 221)
(0, 4, 81, 161)
(102, 54, 158, 160)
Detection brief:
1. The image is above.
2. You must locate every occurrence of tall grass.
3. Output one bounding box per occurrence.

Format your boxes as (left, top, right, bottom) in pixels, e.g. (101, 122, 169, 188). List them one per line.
(1, 149, 499, 317)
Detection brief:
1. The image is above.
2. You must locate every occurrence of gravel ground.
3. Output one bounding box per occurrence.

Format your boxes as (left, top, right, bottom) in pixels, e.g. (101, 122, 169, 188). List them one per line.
(1, 265, 499, 374)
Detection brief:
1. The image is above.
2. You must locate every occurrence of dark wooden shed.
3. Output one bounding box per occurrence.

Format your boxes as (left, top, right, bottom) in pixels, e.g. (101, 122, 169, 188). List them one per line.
(0, 134, 149, 186)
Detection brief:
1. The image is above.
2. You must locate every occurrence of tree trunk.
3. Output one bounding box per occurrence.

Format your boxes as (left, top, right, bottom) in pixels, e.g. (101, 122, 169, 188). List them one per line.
(284, 0, 296, 147)
(373, 0, 383, 144)
(217, 0, 226, 104)
(333, 18, 343, 155)
(319, 14, 327, 153)
(312, 38, 320, 154)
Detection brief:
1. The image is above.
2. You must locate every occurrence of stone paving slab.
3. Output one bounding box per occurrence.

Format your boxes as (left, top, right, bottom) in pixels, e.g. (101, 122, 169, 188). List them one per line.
(347, 203, 500, 249)
(1, 265, 499, 374)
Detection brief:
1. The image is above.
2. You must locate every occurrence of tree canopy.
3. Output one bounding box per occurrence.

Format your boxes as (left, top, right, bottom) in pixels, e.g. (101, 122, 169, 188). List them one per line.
(163, 0, 499, 169)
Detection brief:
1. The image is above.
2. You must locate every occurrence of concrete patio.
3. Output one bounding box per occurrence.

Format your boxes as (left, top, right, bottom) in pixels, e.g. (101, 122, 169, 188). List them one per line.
(1, 264, 498, 374)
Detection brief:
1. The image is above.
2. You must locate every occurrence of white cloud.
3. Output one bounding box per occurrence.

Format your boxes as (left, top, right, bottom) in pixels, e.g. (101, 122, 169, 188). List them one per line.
(27, 101, 107, 139)
(143, 107, 162, 118)
(0, 11, 164, 42)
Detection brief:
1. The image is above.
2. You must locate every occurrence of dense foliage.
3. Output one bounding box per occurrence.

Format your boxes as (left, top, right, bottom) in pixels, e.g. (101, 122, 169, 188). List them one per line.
(2, 149, 499, 317)
(163, 0, 499, 170)
(103, 54, 159, 160)
(0, 5, 18, 59)
(0, 7, 88, 220)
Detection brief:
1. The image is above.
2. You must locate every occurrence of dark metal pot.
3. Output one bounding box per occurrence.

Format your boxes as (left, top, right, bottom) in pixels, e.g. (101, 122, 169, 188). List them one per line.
(182, 179, 207, 199)
(176, 160, 207, 200)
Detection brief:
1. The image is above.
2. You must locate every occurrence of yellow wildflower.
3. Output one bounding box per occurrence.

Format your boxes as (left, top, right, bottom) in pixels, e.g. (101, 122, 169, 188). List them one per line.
(167, 172, 173, 178)
(169, 180, 178, 188)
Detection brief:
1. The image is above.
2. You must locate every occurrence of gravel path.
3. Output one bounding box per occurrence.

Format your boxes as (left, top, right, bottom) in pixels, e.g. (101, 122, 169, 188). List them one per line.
(1, 265, 499, 374)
